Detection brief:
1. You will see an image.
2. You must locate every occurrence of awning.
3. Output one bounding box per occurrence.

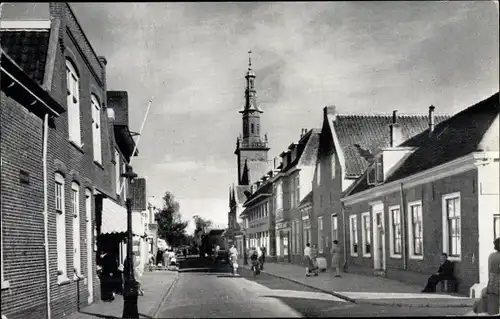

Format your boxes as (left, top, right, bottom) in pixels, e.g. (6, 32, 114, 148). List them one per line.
(101, 199, 146, 236)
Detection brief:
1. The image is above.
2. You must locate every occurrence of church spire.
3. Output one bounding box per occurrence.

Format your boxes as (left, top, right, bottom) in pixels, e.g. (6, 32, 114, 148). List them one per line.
(242, 50, 262, 113)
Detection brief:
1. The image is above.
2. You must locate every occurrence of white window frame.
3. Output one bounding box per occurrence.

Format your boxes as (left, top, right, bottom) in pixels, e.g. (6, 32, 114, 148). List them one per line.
(291, 221, 296, 254)
(72, 183, 82, 277)
(407, 200, 424, 260)
(276, 181, 283, 210)
(66, 60, 81, 146)
(55, 173, 69, 284)
(91, 95, 102, 164)
(291, 177, 296, 209)
(318, 216, 324, 253)
(295, 175, 300, 207)
(494, 214, 500, 240)
(121, 161, 127, 198)
(442, 192, 461, 262)
(349, 214, 358, 257)
(388, 205, 402, 259)
(361, 212, 372, 257)
(331, 214, 338, 243)
(331, 154, 336, 179)
(115, 149, 120, 195)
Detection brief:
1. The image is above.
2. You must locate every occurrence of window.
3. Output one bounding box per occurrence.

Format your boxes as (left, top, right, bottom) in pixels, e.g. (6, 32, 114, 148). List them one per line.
(376, 157, 384, 183)
(121, 161, 127, 198)
(331, 155, 336, 179)
(318, 216, 324, 253)
(317, 161, 321, 185)
(389, 206, 402, 258)
(494, 214, 500, 240)
(55, 173, 68, 283)
(276, 181, 283, 210)
(331, 214, 338, 242)
(91, 95, 102, 163)
(320, 194, 323, 208)
(251, 123, 255, 134)
(361, 212, 371, 257)
(115, 149, 120, 194)
(295, 176, 300, 206)
(349, 215, 358, 256)
(296, 220, 301, 255)
(407, 201, 423, 259)
(66, 60, 81, 145)
(303, 221, 310, 248)
(442, 193, 461, 261)
(291, 177, 296, 208)
(72, 183, 81, 276)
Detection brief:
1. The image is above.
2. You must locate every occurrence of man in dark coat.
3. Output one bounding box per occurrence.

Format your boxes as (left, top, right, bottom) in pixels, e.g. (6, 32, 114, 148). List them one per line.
(422, 253, 455, 293)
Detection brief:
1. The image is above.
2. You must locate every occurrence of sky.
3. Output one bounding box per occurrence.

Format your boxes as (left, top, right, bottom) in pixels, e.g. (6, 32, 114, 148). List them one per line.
(66, 2, 499, 235)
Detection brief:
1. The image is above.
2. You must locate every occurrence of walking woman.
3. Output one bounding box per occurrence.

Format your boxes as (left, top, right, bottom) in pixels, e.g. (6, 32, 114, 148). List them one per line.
(473, 237, 500, 315)
(330, 240, 342, 277)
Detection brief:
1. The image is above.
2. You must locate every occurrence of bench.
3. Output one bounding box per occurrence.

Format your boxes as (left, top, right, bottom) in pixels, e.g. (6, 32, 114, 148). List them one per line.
(439, 278, 458, 293)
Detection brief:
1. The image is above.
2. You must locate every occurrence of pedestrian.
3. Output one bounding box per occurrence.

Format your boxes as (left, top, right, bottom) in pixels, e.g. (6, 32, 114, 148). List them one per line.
(421, 253, 455, 293)
(261, 246, 267, 270)
(310, 244, 319, 276)
(162, 248, 170, 268)
(98, 251, 115, 302)
(304, 243, 316, 277)
(124, 253, 144, 296)
(473, 237, 500, 315)
(330, 240, 341, 277)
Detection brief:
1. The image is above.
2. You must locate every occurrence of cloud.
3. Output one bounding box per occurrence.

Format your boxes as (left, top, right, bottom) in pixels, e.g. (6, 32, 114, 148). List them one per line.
(69, 2, 498, 226)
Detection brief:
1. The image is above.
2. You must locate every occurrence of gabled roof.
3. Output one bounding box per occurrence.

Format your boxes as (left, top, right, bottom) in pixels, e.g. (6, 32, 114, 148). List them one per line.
(332, 113, 449, 177)
(298, 191, 313, 208)
(347, 92, 499, 196)
(0, 30, 50, 84)
(282, 129, 320, 172)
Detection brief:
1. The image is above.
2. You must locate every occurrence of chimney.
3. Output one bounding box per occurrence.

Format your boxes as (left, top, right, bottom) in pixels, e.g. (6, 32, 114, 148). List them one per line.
(98, 56, 108, 107)
(273, 157, 280, 170)
(323, 105, 336, 117)
(389, 110, 403, 147)
(107, 91, 129, 126)
(428, 105, 436, 135)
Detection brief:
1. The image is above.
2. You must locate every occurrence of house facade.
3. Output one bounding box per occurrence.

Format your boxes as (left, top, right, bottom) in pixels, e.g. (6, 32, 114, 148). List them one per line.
(310, 105, 450, 271)
(1, 3, 117, 318)
(341, 93, 499, 296)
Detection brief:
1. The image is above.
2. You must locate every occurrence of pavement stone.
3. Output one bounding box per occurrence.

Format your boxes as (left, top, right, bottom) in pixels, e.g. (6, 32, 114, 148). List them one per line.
(254, 261, 474, 308)
(65, 270, 178, 319)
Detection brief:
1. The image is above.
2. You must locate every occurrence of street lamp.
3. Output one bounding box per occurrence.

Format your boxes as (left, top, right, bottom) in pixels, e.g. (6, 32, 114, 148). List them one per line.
(122, 164, 139, 319)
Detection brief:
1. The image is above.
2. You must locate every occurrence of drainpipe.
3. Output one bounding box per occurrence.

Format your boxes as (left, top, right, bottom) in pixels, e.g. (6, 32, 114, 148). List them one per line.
(341, 202, 348, 270)
(399, 182, 407, 270)
(42, 113, 51, 319)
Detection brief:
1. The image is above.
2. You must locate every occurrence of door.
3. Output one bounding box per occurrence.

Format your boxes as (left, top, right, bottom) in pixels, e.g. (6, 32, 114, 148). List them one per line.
(85, 189, 93, 304)
(373, 210, 386, 270)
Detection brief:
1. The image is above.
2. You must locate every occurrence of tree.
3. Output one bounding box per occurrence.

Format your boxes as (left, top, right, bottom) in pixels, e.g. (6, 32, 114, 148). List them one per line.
(156, 191, 189, 247)
(192, 215, 212, 246)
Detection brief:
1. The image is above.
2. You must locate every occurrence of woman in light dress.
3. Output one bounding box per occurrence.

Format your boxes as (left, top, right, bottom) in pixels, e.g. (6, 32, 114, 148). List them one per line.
(330, 240, 341, 277)
(473, 237, 500, 315)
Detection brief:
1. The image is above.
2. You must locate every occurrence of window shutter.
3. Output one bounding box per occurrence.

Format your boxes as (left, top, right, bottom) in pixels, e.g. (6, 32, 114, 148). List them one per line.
(376, 158, 384, 183)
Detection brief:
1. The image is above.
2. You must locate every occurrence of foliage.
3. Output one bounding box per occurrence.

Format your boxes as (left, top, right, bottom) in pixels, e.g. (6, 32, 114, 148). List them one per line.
(156, 191, 189, 247)
(192, 215, 213, 245)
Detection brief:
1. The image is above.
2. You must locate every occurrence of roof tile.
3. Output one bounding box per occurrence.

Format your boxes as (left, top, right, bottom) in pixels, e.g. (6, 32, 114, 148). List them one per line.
(333, 114, 449, 177)
(0, 30, 50, 84)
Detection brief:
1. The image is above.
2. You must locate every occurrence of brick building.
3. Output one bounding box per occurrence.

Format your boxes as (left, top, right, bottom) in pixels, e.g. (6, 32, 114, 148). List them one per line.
(310, 106, 449, 272)
(341, 92, 499, 296)
(0, 3, 148, 319)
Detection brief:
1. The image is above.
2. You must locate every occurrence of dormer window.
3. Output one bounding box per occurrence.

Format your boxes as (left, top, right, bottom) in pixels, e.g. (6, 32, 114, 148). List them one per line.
(367, 156, 384, 186)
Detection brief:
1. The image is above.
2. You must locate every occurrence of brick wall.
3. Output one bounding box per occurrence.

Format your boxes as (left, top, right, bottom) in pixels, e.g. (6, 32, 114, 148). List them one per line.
(344, 169, 479, 294)
(1, 92, 48, 319)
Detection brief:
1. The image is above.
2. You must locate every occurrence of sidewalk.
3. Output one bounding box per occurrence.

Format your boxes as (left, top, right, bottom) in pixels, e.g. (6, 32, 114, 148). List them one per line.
(254, 261, 475, 308)
(66, 270, 178, 319)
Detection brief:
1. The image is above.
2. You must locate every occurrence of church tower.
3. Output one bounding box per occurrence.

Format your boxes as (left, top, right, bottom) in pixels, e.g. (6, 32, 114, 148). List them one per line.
(234, 51, 270, 185)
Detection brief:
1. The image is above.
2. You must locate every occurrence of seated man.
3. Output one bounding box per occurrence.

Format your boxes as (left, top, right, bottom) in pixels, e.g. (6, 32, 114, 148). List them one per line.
(422, 253, 455, 293)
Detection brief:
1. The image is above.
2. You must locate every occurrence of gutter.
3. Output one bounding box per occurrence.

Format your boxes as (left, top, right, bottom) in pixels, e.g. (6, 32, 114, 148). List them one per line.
(341, 202, 348, 270)
(399, 182, 407, 270)
(42, 113, 51, 319)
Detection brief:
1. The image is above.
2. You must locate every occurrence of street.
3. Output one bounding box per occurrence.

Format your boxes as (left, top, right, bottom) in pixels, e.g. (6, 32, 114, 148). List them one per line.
(154, 257, 473, 318)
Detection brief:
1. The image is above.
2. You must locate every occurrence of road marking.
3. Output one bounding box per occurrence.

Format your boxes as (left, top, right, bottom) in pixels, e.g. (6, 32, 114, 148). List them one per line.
(336, 292, 472, 300)
(260, 289, 348, 302)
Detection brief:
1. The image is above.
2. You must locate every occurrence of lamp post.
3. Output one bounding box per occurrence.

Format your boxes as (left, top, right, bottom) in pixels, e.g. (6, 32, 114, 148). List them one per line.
(122, 164, 139, 319)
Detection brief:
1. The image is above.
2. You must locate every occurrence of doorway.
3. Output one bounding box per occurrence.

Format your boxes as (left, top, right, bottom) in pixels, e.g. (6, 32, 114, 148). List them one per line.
(372, 208, 386, 271)
(85, 189, 93, 304)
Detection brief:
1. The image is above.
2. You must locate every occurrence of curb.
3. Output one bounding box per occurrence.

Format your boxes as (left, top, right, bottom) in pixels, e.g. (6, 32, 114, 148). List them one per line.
(151, 272, 179, 318)
(261, 271, 472, 308)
